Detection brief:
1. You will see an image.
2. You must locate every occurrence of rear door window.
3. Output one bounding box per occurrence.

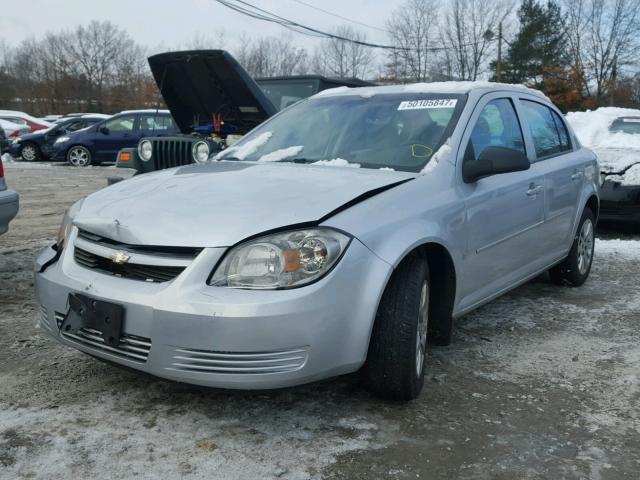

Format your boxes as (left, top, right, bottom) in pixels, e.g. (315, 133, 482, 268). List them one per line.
(105, 115, 136, 132)
(140, 114, 175, 131)
(521, 100, 566, 158)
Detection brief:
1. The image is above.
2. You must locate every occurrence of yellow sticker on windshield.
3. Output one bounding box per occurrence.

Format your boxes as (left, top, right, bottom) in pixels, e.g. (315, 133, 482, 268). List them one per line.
(398, 99, 457, 110)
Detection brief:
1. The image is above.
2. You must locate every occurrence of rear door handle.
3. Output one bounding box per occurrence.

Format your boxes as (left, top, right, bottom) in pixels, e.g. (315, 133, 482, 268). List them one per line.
(571, 171, 584, 181)
(526, 185, 543, 196)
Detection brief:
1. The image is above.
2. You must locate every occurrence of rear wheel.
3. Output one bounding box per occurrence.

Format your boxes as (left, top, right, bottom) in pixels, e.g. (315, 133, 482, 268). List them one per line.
(549, 208, 595, 286)
(67, 146, 93, 167)
(21, 142, 41, 162)
(363, 252, 429, 400)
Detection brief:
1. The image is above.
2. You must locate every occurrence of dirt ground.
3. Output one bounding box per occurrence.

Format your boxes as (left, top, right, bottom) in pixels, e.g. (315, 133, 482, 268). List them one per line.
(1, 162, 639, 479)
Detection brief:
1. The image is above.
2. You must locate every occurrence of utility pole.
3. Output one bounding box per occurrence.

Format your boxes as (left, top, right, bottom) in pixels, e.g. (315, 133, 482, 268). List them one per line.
(496, 21, 502, 83)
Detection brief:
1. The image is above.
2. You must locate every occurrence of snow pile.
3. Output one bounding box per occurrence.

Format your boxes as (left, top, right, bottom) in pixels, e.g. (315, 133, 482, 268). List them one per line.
(313, 86, 350, 97)
(258, 145, 303, 162)
(566, 107, 640, 151)
(379, 167, 396, 171)
(312, 158, 360, 168)
(420, 138, 452, 175)
(597, 238, 640, 258)
(567, 107, 640, 184)
(215, 131, 273, 161)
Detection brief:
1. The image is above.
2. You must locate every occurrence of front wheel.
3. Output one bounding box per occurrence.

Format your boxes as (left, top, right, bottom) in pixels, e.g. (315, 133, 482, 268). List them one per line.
(67, 146, 93, 167)
(20, 142, 42, 162)
(549, 208, 595, 286)
(363, 252, 429, 400)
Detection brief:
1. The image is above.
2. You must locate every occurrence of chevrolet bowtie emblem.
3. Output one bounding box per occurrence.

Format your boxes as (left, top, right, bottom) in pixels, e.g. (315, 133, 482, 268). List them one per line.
(110, 251, 131, 265)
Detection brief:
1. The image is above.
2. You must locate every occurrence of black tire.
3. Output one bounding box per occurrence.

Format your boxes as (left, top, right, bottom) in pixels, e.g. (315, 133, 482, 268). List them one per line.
(549, 208, 595, 286)
(20, 142, 42, 162)
(67, 145, 93, 167)
(363, 252, 429, 400)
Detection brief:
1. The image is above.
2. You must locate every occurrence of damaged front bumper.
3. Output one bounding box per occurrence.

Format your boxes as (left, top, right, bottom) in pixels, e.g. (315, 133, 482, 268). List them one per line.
(34, 230, 391, 390)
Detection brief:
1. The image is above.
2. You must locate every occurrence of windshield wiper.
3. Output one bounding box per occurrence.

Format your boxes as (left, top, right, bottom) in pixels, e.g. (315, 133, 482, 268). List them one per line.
(276, 157, 317, 164)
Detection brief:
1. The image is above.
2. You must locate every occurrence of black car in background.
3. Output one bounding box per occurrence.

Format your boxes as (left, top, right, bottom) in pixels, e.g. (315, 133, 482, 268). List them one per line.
(115, 50, 373, 174)
(10, 114, 109, 161)
(597, 116, 640, 224)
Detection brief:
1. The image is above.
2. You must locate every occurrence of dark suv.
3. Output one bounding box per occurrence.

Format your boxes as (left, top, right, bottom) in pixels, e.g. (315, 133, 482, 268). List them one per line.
(10, 115, 108, 161)
(52, 110, 178, 167)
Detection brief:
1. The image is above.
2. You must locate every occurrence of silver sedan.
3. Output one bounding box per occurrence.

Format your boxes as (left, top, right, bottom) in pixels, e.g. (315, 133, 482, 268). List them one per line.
(35, 83, 599, 400)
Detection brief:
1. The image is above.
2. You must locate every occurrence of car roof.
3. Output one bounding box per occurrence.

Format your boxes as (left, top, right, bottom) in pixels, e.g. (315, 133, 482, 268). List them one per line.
(118, 109, 171, 115)
(313, 81, 549, 101)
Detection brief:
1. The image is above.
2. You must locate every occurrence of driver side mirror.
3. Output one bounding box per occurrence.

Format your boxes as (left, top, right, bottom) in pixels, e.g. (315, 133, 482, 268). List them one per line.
(99, 126, 110, 135)
(462, 146, 530, 183)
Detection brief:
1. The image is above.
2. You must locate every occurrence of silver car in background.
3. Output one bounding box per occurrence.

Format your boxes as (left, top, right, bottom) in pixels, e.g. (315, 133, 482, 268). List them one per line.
(0, 155, 19, 235)
(35, 83, 599, 400)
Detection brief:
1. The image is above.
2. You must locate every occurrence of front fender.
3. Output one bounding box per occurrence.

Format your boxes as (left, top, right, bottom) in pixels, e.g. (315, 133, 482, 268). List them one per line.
(116, 147, 143, 172)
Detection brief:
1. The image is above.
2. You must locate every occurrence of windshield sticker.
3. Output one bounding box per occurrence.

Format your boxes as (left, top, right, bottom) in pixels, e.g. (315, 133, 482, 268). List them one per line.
(398, 99, 458, 111)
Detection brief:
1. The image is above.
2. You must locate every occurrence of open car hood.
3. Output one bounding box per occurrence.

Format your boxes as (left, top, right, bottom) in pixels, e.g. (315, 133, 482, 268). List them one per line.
(148, 50, 277, 135)
(74, 162, 414, 248)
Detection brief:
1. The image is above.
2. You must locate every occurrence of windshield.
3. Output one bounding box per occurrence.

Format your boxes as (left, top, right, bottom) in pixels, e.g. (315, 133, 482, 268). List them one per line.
(609, 117, 640, 135)
(258, 80, 318, 110)
(217, 93, 465, 172)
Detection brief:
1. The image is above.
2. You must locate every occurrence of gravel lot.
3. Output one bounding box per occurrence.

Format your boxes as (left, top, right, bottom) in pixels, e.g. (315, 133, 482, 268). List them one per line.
(1, 162, 639, 479)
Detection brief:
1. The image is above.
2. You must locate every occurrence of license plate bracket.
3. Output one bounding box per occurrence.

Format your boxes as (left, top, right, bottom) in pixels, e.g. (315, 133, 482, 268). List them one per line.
(60, 293, 124, 347)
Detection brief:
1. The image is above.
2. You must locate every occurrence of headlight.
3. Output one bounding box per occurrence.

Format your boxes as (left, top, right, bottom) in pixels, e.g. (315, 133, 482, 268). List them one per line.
(56, 199, 84, 250)
(13, 137, 21, 144)
(55, 136, 70, 145)
(209, 228, 351, 289)
(192, 141, 210, 163)
(138, 140, 153, 161)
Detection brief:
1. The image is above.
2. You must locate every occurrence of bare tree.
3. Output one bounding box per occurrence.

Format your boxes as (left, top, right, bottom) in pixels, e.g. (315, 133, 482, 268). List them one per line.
(563, 0, 640, 102)
(440, 0, 513, 80)
(386, 0, 440, 82)
(234, 33, 309, 77)
(312, 25, 375, 78)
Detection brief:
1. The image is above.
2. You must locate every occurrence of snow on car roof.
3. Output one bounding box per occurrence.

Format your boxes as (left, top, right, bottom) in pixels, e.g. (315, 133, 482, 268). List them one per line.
(313, 81, 549, 100)
(567, 107, 640, 176)
(119, 109, 171, 114)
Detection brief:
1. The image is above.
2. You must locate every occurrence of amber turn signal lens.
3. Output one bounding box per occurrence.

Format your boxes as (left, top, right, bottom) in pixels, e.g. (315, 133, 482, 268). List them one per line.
(119, 152, 131, 161)
(283, 249, 301, 273)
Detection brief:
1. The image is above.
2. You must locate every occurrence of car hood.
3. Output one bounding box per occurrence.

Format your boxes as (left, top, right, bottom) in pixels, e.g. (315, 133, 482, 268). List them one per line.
(74, 162, 415, 247)
(595, 147, 640, 174)
(148, 50, 277, 136)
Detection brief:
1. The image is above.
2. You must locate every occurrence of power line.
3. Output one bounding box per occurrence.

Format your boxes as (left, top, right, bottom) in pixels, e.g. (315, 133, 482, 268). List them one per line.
(287, 0, 392, 34)
(215, 0, 403, 49)
(214, 0, 492, 53)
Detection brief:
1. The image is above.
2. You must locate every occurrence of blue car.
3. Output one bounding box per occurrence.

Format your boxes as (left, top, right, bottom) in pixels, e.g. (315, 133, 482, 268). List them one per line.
(10, 115, 109, 162)
(52, 110, 178, 167)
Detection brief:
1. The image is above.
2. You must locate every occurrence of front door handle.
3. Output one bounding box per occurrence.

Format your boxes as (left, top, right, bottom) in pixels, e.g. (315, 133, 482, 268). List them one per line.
(526, 185, 543, 197)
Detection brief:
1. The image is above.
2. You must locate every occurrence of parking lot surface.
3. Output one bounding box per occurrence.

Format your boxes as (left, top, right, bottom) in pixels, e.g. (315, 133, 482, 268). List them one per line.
(1, 162, 639, 479)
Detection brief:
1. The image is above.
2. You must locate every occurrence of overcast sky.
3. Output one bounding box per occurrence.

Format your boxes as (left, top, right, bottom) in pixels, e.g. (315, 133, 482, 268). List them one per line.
(1, 0, 403, 53)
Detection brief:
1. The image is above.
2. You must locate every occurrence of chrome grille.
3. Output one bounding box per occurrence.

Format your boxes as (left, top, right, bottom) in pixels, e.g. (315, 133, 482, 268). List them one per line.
(73, 230, 200, 283)
(168, 347, 309, 374)
(74, 247, 185, 283)
(151, 138, 194, 170)
(61, 327, 152, 363)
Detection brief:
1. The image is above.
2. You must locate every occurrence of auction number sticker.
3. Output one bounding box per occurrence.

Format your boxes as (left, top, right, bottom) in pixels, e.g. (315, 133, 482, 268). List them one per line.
(398, 99, 458, 110)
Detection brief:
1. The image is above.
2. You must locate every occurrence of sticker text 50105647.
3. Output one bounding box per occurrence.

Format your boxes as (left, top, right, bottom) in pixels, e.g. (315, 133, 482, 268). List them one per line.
(398, 99, 458, 111)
